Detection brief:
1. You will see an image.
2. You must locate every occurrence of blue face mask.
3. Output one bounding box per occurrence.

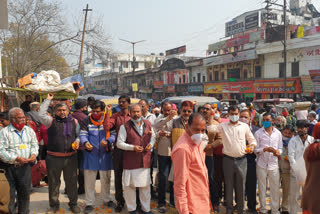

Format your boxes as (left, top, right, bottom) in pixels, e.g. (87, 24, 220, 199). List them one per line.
(131, 118, 142, 123)
(262, 121, 272, 128)
(282, 136, 291, 147)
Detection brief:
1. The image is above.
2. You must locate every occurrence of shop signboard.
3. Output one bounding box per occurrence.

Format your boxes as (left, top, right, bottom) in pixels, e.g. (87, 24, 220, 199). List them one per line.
(176, 85, 188, 93)
(132, 83, 138, 92)
(309, 70, 320, 93)
(254, 78, 301, 94)
(164, 85, 175, 93)
(204, 49, 257, 66)
(225, 10, 261, 37)
(153, 80, 164, 89)
(165, 45, 186, 56)
(188, 84, 203, 92)
(229, 81, 254, 93)
(204, 83, 229, 94)
(301, 75, 314, 93)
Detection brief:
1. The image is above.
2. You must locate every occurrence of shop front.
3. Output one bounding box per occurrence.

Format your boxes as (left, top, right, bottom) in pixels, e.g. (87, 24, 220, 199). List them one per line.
(153, 81, 164, 101)
(254, 78, 301, 99)
(163, 85, 176, 97)
(204, 83, 229, 100)
(139, 88, 153, 99)
(175, 84, 188, 96)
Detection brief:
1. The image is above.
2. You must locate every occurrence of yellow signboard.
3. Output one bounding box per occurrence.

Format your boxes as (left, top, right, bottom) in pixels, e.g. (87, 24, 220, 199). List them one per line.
(132, 83, 138, 92)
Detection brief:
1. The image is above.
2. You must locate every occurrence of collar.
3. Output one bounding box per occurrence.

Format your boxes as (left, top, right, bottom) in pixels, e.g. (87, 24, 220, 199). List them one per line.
(119, 111, 130, 117)
(263, 127, 276, 134)
(228, 121, 242, 126)
(142, 112, 152, 118)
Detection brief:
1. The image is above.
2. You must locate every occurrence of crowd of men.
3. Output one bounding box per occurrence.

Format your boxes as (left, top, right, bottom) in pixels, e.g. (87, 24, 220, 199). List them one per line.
(0, 94, 320, 214)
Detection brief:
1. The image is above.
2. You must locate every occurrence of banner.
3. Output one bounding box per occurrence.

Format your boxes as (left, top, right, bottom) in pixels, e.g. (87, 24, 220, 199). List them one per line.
(204, 83, 228, 94)
(188, 84, 203, 92)
(153, 80, 163, 89)
(165, 45, 186, 56)
(164, 85, 175, 93)
(309, 70, 320, 93)
(301, 75, 314, 93)
(132, 83, 138, 92)
(254, 78, 301, 94)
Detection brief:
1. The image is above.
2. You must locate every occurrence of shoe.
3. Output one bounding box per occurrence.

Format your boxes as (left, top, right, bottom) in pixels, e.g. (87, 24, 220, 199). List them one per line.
(247, 209, 258, 214)
(69, 205, 81, 213)
(115, 203, 123, 212)
(105, 200, 115, 208)
(84, 205, 94, 213)
(129, 211, 137, 214)
(46, 206, 59, 214)
(281, 211, 290, 214)
(168, 203, 175, 208)
(142, 211, 154, 214)
(158, 205, 166, 213)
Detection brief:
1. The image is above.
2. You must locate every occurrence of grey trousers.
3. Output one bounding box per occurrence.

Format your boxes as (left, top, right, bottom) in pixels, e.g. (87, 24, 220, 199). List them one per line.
(223, 155, 247, 214)
(46, 154, 78, 208)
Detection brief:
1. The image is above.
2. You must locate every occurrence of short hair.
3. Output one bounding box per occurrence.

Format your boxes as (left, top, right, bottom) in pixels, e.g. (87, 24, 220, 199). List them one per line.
(47, 107, 54, 115)
(91, 100, 106, 111)
(74, 99, 87, 110)
(0, 111, 9, 120)
(198, 106, 204, 112)
(162, 101, 172, 108)
(240, 109, 250, 115)
(181, 101, 194, 109)
(139, 99, 149, 106)
(25, 95, 32, 99)
(8, 107, 24, 121)
(263, 111, 273, 119)
(188, 113, 206, 126)
(55, 103, 69, 111)
(228, 105, 239, 113)
(296, 120, 309, 128)
(203, 103, 211, 107)
(119, 95, 131, 104)
(282, 125, 295, 133)
(311, 104, 317, 111)
(87, 96, 96, 102)
(309, 112, 317, 119)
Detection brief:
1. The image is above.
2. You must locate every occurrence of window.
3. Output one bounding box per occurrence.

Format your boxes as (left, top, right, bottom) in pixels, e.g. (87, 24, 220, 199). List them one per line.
(132, 62, 139, 69)
(193, 77, 196, 82)
(215, 71, 219, 81)
(202, 76, 206, 82)
(221, 72, 224, 80)
(255, 66, 261, 78)
(183, 75, 186, 83)
(292, 62, 299, 77)
(209, 72, 213, 81)
(197, 73, 201, 82)
(122, 61, 128, 68)
(227, 69, 240, 79)
(179, 78, 182, 84)
(279, 63, 285, 78)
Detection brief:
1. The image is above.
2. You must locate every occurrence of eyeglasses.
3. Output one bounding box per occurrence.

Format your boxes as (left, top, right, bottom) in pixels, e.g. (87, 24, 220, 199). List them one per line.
(182, 110, 192, 113)
(15, 117, 26, 120)
(203, 108, 210, 111)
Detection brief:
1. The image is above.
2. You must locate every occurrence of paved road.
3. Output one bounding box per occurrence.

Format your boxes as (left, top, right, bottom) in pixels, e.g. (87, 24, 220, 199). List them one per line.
(29, 171, 301, 214)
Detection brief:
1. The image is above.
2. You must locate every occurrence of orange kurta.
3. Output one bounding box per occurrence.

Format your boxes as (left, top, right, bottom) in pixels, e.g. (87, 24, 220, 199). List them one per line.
(171, 132, 211, 214)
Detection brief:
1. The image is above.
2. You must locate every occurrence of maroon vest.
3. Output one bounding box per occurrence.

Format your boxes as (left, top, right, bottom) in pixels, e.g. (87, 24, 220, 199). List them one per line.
(123, 119, 152, 170)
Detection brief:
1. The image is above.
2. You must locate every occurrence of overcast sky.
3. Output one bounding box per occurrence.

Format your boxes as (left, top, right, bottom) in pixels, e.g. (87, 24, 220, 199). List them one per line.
(62, 0, 320, 57)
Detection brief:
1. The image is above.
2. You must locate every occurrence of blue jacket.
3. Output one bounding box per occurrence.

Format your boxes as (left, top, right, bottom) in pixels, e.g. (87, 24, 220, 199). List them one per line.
(80, 116, 115, 171)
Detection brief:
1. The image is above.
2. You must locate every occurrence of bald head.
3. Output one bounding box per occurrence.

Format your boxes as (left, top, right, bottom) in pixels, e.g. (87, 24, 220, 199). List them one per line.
(187, 113, 206, 137)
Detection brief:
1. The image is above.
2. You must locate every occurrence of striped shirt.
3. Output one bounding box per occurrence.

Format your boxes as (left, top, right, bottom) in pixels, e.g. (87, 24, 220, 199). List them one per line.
(0, 124, 39, 164)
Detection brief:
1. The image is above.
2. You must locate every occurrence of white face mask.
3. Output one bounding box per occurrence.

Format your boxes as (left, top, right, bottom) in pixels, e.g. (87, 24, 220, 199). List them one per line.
(214, 113, 220, 119)
(229, 115, 239, 122)
(191, 133, 203, 146)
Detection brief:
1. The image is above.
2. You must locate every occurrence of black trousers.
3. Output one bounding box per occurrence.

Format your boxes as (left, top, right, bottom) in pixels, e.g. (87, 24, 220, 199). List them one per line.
(245, 154, 257, 211)
(5, 164, 31, 214)
(46, 154, 78, 208)
(112, 147, 125, 205)
(77, 150, 85, 192)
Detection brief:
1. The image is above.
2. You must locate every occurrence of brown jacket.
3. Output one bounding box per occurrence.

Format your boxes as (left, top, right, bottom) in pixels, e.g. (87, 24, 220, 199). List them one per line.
(205, 120, 222, 156)
(301, 145, 320, 214)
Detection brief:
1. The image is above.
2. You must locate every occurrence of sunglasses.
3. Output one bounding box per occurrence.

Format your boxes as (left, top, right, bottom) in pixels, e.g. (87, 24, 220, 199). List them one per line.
(182, 110, 192, 113)
(203, 108, 210, 111)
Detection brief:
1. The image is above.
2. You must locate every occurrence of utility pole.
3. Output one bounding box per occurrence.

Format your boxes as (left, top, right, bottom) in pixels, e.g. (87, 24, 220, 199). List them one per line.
(119, 38, 146, 98)
(78, 4, 92, 75)
(283, 0, 287, 98)
(265, 0, 288, 98)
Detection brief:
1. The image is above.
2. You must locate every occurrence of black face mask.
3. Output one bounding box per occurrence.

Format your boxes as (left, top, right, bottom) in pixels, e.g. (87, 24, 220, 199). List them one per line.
(155, 113, 160, 117)
(82, 110, 89, 115)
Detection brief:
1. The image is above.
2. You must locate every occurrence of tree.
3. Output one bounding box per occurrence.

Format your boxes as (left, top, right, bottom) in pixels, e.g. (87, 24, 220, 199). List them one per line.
(0, 0, 111, 79)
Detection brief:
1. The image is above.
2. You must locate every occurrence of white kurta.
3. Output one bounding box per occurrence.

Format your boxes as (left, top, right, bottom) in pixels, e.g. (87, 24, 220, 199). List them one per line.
(117, 120, 156, 187)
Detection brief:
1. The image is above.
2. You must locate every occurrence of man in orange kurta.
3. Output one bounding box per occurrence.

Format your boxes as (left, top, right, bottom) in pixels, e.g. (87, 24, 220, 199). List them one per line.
(171, 113, 211, 214)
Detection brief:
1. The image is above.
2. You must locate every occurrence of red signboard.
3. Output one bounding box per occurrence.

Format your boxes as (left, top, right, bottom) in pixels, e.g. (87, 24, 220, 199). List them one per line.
(254, 78, 301, 94)
(153, 80, 163, 89)
(226, 34, 250, 48)
(164, 85, 175, 93)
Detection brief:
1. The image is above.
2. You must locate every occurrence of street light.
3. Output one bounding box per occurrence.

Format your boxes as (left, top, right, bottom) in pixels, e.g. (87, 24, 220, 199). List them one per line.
(119, 38, 146, 97)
